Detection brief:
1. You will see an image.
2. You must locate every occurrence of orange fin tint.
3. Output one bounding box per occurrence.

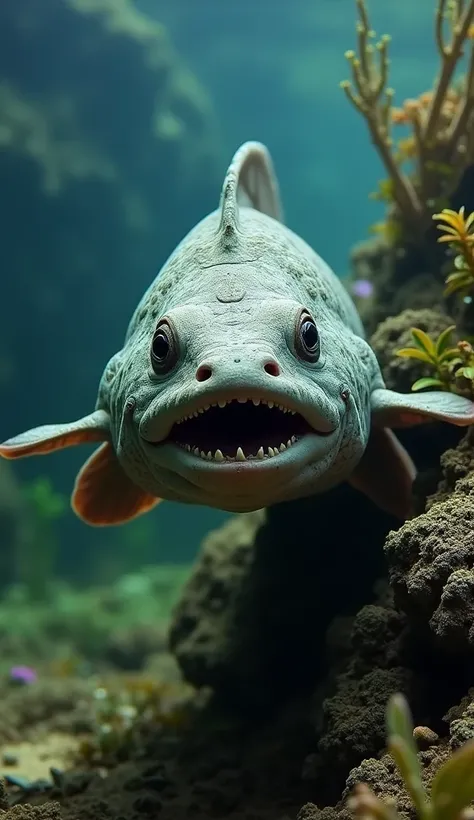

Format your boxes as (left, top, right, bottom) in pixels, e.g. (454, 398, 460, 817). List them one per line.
(0, 410, 110, 458)
(72, 442, 161, 526)
(349, 426, 416, 520)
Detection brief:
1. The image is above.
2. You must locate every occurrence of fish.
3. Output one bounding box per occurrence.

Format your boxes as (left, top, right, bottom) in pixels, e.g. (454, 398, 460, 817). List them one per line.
(1, 141, 474, 525)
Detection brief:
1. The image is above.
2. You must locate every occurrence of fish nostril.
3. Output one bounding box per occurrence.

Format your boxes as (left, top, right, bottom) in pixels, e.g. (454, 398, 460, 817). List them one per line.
(264, 360, 280, 377)
(196, 364, 213, 382)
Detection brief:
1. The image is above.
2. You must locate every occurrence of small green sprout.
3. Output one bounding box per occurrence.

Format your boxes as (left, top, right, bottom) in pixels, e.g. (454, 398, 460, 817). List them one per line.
(348, 693, 474, 820)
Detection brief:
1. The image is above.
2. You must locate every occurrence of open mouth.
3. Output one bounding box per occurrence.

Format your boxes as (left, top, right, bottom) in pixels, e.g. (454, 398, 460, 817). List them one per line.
(163, 397, 329, 462)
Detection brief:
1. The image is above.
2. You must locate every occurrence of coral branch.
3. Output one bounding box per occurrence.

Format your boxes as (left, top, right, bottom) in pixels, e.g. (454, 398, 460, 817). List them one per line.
(423, 0, 474, 143)
(341, 0, 474, 239)
(340, 1, 424, 226)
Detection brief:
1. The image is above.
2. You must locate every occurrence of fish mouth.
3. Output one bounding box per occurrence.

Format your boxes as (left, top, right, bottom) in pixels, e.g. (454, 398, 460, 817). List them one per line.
(153, 396, 333, 463)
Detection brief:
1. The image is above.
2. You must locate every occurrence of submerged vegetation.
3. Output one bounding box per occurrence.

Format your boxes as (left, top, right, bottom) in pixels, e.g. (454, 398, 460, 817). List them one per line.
(349, 694, 474, 820)
(77, 675, 193, 766)
(341, 0, 474, 240)
(396, 206, 474, 396)
(434, 206, 474, 297)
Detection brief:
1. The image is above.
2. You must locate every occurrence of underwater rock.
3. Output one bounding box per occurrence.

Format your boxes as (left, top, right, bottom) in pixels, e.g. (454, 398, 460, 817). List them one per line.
(0, 676, 94, 744)
(369, 308, 454, 394)
(349, 237, 445, 335)
(315, 666, 416, 783)
(444, 687, 474, 749)
(385, 468, 474, 656)
(427, 427, 474, 508)
(304, 590, 420, 799)
(170, 487, 397, 712)
(0, 804, 61, 820)
(168, 511, 264, 703)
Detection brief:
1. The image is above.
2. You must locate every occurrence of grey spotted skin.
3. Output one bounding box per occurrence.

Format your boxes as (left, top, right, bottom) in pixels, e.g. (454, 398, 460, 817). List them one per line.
(1, 142, 474, 525)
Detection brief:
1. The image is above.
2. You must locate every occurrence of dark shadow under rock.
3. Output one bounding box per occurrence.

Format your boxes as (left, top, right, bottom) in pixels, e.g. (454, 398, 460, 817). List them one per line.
(169, 486, 398, 714)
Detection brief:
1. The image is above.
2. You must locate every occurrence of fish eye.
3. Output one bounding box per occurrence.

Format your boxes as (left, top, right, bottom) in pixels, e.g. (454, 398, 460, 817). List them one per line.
(295, 310, 320, 362)
(150, 319, 178, 374)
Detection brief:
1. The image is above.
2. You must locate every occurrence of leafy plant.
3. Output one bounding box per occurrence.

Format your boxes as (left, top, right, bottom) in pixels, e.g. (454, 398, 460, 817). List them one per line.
(433, 207, 474, 297)
(396, 326, 460, 391)
(24, 477, 66, 521)
(348, 693, 474, 820)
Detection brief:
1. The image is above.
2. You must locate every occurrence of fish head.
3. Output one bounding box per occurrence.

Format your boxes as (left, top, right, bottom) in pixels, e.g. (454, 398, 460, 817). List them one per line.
(121, 265, 355, 514)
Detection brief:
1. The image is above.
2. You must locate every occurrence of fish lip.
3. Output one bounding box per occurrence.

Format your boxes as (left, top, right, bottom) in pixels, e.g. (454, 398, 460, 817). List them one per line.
(139, 387, 337, 445)
(156, 429, 336, 468)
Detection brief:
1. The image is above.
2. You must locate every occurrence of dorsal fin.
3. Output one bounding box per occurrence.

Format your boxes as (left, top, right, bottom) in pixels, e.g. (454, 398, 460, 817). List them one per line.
(218, 142, 283, 245)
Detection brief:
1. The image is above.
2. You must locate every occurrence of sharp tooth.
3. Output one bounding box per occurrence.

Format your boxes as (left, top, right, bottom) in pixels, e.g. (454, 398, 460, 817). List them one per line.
(200, 450, 206, 459)
(198, 407, 205, 414)
(268, 401, 274, 409)
(291, 410, 296, 415)
(193, 447, 199, 456)
(257, 447, 264, 459)
(287, 439, 292, 448)
(203, 404, 210, 411)
(280, 443, 286, 452)
(185, 444, 191, 452)
(214, 449, 224, 462)
(206, 451, 212, 460)
(211, 403, 217, 407)
(252, 398, 260, 406)
(218, 400, 227, 408)
(291, 435, 296, 443)
(238, 397, 247, 404)
(268, 447, 275, 457)
(194, 411, 199, 418)
(236, 447, 246, 461)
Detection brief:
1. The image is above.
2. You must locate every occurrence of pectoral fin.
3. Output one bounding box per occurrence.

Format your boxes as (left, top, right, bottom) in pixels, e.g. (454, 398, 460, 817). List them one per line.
(371, 387, 474, 428)
(72, 442, 161, 526)
(0, 410, 110, 458)
(349, 426, 416, 520)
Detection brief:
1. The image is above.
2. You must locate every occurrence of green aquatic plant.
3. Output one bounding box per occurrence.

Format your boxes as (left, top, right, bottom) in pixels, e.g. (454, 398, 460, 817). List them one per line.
(21, 477, 66, 600)
(348, 693, 474, 820)
(24, 477, 66, 520)
(396, 326, 474, 397)
(433, 207, 474, 297)
(396, 325, 459, 391)
(341, 0, 474, 237)
(78, 675, 193, 766)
